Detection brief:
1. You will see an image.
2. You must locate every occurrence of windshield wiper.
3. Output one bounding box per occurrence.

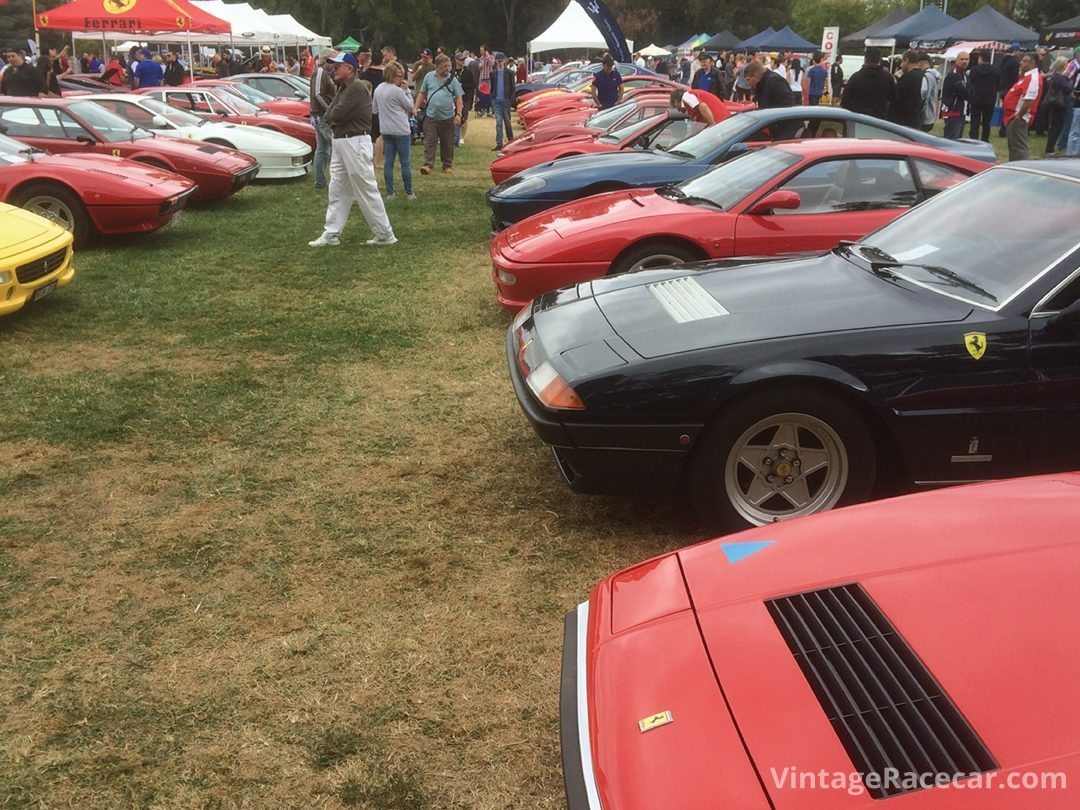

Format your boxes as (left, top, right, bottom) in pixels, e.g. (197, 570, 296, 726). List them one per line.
(660, 185, 721, 209)
(665, 148, 693, 158)
(852, 245, 994, 303)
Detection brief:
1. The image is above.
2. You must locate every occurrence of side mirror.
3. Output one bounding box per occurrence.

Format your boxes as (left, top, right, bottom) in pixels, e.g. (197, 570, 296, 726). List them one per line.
(151, 115, 170, 128)
(1046, 299, 1080, 338)
(75, 134, 95, 146)
(726, 142, 750, 157)
(294, 90, 305, 99)
(747, 190, 801, 215)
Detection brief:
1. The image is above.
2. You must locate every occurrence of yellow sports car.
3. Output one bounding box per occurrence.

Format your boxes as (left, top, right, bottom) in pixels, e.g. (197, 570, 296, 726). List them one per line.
(0, 201, 75, 316)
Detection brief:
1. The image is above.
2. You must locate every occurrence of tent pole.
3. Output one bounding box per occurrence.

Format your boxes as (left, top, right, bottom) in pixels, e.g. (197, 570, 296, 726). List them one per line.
(187, 34, 194, 80)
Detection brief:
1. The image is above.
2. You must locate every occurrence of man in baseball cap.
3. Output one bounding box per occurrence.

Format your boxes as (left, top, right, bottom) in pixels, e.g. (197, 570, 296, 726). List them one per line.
(132, 47, 164, 88)
(309, 51, 396, 247)
(413, 48, 435, 88)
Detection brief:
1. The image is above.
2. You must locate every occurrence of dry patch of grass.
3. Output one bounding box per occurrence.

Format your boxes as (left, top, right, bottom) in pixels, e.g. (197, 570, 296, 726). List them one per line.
(0, 117, 701, 809)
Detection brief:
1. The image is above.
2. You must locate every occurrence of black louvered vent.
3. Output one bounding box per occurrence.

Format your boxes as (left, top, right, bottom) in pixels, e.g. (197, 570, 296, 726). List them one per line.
(767, 584, 996, 799)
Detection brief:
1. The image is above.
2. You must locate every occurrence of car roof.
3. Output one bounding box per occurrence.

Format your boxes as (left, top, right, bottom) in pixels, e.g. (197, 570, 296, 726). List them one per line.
(1006, 158, 1080, 180)
(768, 137, 977, 161)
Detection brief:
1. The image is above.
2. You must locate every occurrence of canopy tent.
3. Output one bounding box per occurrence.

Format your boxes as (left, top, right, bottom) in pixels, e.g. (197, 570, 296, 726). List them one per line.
(757, 26, 817, 52)
(867, 6, 955, 49)
(335, 35, 361, 52)
(702, 30, 741, 51)
(36, 0, 231, 34)
(911, 5, 1038, 49)
(188, 1, 278, 43)
(638, 43, 671, 57)
(662, 44, 679, 53)
(268, 14, 330, 47)
(676, 33, 709, 51)
(841, 7, 910, 49)
(1045, 14, 1080, 47)
(737, 27, 777, 49)
(527, 1, 632, 56)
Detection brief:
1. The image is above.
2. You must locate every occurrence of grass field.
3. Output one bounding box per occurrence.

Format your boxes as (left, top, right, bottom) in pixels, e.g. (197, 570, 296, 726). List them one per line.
(0, 113, 1023, 808)
(0, 116, 697, 809)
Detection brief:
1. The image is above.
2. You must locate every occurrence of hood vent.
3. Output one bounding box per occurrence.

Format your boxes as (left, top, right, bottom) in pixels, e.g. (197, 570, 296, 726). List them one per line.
(767, 584, 996, 799)
(197, 144, 222, 154)
(647, 276, 729, 324)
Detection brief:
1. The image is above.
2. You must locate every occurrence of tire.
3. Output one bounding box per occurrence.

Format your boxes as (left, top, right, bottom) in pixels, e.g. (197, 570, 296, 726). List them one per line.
(10, 183, 91, 248)
(690, 387, 876, 532)
(610, 240, 700, 276)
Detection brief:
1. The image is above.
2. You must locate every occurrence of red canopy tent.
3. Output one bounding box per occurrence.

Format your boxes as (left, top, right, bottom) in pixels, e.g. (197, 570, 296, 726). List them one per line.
(36, 0, 231, 35)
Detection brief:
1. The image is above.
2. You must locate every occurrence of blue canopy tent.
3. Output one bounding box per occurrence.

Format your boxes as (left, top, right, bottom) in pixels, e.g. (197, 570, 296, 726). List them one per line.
(869, 6, 956, 50)
(756, 26, 818, 53)
(910, 5, 1039, 49)
(737, 27, 777, 50)
(702, 30, 741, 52)
(841, 7, 911, 50)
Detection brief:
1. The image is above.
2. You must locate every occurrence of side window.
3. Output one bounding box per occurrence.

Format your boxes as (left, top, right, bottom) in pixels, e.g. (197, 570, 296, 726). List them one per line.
(850, 120, 910, 142)
(1038, 273, 1080, 313)
(0, 106, 43, 138)
(98, 100, 156, 127)
(161, 92, 196, 112)
(913, 159, 970, 199)
(249, 78, 276, 96)
(772, 158, 918, 215)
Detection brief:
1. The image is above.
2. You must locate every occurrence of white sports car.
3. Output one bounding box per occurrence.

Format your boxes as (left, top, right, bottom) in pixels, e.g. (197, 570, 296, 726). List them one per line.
(86, 94, 311, 180)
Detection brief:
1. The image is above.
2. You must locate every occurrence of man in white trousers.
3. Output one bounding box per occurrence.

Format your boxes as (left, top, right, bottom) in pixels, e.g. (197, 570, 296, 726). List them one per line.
(309, 52, 396, 248)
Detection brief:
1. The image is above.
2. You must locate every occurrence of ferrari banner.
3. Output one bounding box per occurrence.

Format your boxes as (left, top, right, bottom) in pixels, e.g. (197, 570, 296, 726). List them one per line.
(35, 0, 231, 33)
(574, 0, 632, 63)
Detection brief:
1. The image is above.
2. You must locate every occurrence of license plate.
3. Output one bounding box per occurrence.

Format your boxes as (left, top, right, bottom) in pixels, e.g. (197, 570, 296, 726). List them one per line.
(31, 280, 57, 302)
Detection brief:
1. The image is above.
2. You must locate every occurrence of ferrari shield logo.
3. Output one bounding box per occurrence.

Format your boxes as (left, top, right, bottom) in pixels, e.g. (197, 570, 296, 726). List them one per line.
(103, 0, 137, 15)
(964, 332, 987, 360)
(638, 710, 673, 733)
(38, 15, 48, 26)
(111, 149, 122, 157)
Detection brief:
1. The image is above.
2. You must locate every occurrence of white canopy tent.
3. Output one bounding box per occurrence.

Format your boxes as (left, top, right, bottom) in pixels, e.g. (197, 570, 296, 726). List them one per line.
(527, 1, 632, 63)
(639, 43, 671, 56)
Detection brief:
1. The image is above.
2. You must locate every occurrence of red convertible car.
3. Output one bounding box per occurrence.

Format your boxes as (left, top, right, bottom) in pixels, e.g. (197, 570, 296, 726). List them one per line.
(138, 86, 316, 149)
(0, 132, 194, 247)
(0, 96, 258, 202)
(193, 79, 309, 120)
(491, 139, 986, 310)
(563, 473, 1080, 808)
(501, 94, 674, 155)
(491, 112, 704, 185)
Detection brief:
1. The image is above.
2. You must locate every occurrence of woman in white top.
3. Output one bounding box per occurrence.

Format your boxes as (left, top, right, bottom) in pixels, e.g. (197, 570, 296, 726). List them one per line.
(373, 61, 416, 199)
(787, 58, 804, 105)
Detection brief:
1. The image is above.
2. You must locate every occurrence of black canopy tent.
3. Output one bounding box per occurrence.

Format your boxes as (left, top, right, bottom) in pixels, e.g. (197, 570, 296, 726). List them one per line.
(868, 6, 956, 50)
(910, 4, 1039, 49)
(701, 30, 741, 52)
(756, 26, 818, 53)
(737, 27, 777, 50)
(841, 7, 911, 50)
(1044, 14, 1080, 47)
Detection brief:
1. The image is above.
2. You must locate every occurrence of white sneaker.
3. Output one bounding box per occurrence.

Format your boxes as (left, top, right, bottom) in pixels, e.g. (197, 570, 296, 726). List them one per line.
(308, 233, 340, 247)
(366, 235, 398, 246)
(406, 193, 417, 200)
(458, 138, 465, 146)
(385, 192, 395, 199)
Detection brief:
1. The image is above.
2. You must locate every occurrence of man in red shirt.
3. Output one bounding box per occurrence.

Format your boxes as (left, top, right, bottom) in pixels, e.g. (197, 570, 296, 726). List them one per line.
(670, 87, 729, 125)
(1002, 52, 1040, 161)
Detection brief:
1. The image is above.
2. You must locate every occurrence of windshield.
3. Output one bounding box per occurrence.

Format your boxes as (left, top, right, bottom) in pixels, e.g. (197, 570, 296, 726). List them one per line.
(279, 74, 309, 95)
(210, 88, 259, 115)
(665, 111, 758, 159)
(600, 112, 665, 144)
(861, 167, 1080, 309)
(219, 82, 273, 103)
(587, 99, 635, 129)
(134, 96, 204, 127)
(68, 101, 153, 142)
(675, 147, 801, 210)
(0, 132, 36, 163)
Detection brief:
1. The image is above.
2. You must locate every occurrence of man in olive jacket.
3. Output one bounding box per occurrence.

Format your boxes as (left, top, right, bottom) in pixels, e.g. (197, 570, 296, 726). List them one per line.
(309, 52, 396, 248)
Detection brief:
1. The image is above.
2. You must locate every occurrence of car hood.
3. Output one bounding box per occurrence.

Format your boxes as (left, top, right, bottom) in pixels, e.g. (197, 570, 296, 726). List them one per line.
(588, 251, 972, 359)
(672, 475, 1080, 807)
(34, 153, 186, 188)
(0, 203, 69, 259)
(193, 123, 309, 152)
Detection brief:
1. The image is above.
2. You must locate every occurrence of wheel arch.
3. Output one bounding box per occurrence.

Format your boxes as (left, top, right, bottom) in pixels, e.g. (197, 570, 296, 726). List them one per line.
(132, 154, 174, 171)
(7, 178, 96, 242)
(686, 368, 908, 489)
(609, 235, 710, 274)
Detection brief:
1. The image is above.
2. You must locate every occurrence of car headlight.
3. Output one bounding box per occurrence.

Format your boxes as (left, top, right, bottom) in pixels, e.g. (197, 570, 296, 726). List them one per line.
(0, 270, 11, 285)
(500, 176, 547, 197)
(526, 360, 584, 410)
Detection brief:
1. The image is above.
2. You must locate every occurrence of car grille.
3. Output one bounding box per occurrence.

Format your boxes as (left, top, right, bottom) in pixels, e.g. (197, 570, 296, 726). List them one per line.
(16, 247, 68, 284)
(767, 584, 996, 798)
(159, 187, 196, 217)
(233, 164, 259, 189)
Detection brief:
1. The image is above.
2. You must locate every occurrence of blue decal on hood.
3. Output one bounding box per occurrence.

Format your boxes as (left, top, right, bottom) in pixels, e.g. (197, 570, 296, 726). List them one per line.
(720, 540, 775, 564)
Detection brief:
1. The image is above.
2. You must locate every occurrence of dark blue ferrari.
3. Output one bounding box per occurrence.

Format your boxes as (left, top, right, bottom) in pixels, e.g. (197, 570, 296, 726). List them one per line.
(486, 106, 997, 230)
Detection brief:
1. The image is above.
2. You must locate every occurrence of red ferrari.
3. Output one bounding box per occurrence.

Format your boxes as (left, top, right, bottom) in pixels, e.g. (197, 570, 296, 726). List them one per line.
(0, 96, 258, 202)
(193, 79, 310, 120)
(491, 112, 704, 185)
(0, 132, 194, 247)
(138, 86, 316, 149)
(491, 139, 987, 311)
(563, 473, 1080, 808)
(501, 94, 673, 156)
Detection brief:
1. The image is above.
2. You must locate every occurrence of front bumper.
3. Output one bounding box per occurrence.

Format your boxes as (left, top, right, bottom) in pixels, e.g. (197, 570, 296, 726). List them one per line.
(561, 602, 603, 810)
(490, 237, 608, 313)
(0, 238, 75, 316)
(505, 326, 691, 495)
(486, 191, 567, 232)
